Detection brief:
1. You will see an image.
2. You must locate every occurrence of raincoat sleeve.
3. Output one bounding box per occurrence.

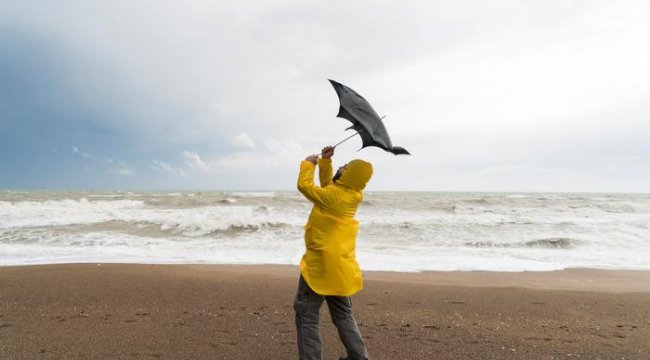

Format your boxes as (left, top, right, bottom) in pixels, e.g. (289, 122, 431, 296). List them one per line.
(297, 161, 337, 209)
(318, 158, 333, 187)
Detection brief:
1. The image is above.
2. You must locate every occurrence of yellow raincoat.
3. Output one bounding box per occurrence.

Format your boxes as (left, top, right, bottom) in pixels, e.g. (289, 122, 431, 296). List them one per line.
(297, 157, 373, 296)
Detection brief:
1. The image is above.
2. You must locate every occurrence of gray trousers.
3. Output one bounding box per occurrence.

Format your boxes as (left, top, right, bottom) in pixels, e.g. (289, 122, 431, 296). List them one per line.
(293, 276, 369, 360)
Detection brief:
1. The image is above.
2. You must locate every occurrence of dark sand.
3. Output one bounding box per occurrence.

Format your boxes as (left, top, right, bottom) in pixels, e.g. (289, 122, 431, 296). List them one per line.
(1, 264, 649, 359)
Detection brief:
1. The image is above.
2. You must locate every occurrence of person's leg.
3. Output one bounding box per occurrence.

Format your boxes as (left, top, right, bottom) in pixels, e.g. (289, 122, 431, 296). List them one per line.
(325, 295, 369, 360)
(294, 276, 325, 360)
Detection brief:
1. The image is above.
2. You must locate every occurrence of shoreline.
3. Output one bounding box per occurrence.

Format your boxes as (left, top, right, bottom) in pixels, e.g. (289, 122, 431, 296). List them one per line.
(4, 263, 650, 292)
(1, 264, 649, 359)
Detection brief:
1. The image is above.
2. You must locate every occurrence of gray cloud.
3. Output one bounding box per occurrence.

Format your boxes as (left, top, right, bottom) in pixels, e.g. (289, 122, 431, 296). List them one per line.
(2, 0, 649, 191)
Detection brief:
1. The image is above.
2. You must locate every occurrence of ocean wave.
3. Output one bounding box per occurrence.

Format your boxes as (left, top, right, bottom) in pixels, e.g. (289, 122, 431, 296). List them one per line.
(218, 198, 237, 204)
(595, 203, 637, 213)
(230, 192, 277, 198)
(0, 199, 305, 235)
(3, 191, 650, 270)
(0, 219, 297, 245)
(203, 222, 292, 237)
(464, 237, 581, 249)
(506, 194, 530, 199)
(0, 198, 146, 228)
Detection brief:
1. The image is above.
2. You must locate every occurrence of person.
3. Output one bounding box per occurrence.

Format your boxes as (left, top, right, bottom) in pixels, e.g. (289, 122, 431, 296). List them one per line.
(294, 145, 373, 360)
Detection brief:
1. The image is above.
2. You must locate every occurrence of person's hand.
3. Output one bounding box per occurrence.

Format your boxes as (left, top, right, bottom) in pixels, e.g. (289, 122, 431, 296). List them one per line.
(321, 146, 335, 159)
(305, 154, 319, 164)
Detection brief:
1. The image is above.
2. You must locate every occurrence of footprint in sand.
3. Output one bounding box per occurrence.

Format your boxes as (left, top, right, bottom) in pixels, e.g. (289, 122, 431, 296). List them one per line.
(422, 325, 441, 330)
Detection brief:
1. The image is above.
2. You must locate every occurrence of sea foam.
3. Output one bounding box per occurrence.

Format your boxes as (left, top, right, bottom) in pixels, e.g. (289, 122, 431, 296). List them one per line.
(1, 191, 649, 271)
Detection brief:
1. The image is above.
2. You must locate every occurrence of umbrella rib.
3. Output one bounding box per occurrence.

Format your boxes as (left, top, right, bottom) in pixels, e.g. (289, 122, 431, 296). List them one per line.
(333, 131, 360, 148)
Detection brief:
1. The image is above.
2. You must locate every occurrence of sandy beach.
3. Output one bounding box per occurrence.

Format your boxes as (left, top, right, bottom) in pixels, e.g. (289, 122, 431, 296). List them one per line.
(1, 264, 649, 359)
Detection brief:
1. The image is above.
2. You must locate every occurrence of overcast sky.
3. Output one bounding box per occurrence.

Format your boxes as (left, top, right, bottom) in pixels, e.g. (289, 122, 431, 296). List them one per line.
(1, 0, 649, 192)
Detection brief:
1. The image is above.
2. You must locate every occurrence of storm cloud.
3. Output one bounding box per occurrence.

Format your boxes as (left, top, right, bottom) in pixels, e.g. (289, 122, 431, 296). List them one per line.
(2, 0, 649, 191)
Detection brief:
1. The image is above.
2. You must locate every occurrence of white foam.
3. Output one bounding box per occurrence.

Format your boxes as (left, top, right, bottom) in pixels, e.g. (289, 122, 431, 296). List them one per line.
(0, 199, 305, 236)
(0, 199, 145, 228)
(230, 191, 277, 197)
(0, 231, 304, 267)
(2, 192, 650, 271)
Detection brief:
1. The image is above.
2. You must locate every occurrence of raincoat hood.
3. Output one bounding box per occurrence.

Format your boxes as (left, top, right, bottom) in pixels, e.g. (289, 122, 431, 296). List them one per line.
(336, 159, 373, 191)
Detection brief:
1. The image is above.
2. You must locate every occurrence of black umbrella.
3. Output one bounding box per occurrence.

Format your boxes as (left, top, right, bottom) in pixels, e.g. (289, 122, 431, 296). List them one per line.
(329, 79, 410, 155)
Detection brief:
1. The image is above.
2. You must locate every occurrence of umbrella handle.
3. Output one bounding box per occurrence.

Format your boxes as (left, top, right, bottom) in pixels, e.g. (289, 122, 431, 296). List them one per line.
(333, 131, 360, 148)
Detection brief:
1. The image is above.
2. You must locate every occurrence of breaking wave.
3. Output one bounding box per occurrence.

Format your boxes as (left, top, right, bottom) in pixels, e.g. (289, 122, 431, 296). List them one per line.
(464, 237, 581, 249)
(2, 191, 650, 271)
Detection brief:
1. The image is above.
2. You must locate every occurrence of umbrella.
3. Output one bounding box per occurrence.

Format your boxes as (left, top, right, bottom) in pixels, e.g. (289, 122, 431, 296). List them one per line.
(329, 79, 410, 155)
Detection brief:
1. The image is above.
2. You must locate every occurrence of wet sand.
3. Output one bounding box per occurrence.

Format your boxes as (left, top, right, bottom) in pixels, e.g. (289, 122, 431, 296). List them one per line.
(1, 264, 649, 359)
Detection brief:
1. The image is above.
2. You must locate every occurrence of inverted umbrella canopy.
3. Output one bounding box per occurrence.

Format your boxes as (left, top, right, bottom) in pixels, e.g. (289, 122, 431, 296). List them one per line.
(329, 79, 410, 155)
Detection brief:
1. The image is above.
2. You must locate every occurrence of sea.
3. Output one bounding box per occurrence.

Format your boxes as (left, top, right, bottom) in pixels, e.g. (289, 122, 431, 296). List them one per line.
(1, 191, 649, 272)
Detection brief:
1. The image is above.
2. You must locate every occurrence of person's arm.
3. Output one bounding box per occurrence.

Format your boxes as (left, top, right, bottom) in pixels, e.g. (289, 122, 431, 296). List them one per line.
(297, 155, 337, 208)
(318, 146, 334, 187)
